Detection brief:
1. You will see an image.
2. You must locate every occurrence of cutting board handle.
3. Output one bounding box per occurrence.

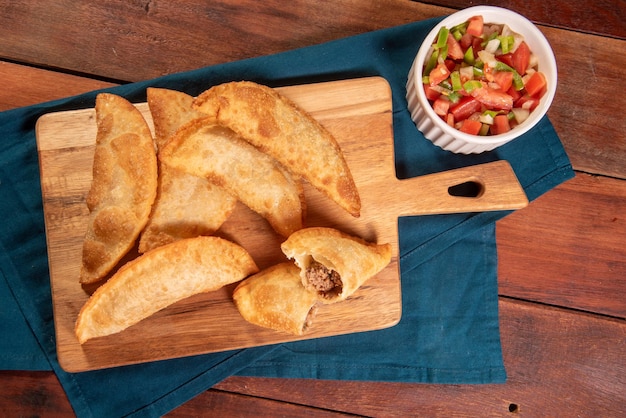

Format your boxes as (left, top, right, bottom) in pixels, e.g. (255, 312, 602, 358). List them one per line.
(395, 160, 528, 216)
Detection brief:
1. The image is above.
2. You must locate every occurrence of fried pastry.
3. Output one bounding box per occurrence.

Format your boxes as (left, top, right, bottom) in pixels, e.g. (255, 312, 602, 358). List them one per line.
(138, 88, 237, 253)
(192, 81, 361, 217)
(281, 227, 392, 303)
(233, 262, 318, 335)
(75, 236, 259, 343)
(80, 93, 157, 284)
(159, 116, 305, 237)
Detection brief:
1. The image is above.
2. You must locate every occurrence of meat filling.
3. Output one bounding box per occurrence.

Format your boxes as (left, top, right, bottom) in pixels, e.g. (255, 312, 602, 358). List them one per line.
(305, 260, 342, 298)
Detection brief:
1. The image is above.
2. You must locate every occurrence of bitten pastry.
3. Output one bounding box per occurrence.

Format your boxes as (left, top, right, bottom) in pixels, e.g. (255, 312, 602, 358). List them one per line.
(80, 93, 158, 283)
(281, 227, 392, 303)
(75, 236, 259, 343)
(192, 81, 361, 217)
(233, 262, 318, 335)
(139, 88, 237, 253)
(159, 116, 305, 237)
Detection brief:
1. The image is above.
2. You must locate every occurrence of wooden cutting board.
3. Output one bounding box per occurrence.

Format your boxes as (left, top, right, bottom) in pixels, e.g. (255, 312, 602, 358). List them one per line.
(36, 76, 527, 372)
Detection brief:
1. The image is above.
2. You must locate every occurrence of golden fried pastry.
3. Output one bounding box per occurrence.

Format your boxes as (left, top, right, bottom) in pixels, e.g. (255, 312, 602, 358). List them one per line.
(192, 81, 361, 217)
(159, 116, 305, 237)
(281, 227, 392, 303)
(80, 93, 157, 284)
(138, 88, 236, 253)
(233, 262, 318, 335)
(75, 236, 259, 343)
(146, 87, 206, 150)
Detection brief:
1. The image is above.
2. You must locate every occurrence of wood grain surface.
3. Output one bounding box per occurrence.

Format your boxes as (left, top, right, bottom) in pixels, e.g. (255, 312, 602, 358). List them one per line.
(1, 0, 624, 416)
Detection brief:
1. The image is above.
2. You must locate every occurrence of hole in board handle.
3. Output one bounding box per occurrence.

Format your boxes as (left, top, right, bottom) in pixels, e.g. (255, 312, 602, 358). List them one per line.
(448, 180, 484, 198)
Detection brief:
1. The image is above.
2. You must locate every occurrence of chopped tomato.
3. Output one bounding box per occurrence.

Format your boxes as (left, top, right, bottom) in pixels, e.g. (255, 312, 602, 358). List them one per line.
(450, 96, 482, 121)
(515, 94, 541, 111)
(421, 15, 547, 137)
(432, 97, 450, 116)
(446, 33, 464, 60)
(459, 32, 473, 50)
(460, 118, 482, 135)
(493, 71, 514, 92)
(429, 62, 451, 86)
(471, 36, 483, 57)
(471, 85, 513, 110)
(507, 85, 522, 102)
(496, 53, 514, 68)
(524, 71, 547, 98)
(424, 84, 441, 101)
(466, 15, 483, 37)
(491, 114, 511, 135)
(512, 41, 531, 75)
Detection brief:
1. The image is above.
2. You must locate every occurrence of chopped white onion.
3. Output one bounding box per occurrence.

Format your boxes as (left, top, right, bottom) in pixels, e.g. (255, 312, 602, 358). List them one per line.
(511, 108, 530, 123)
(484, 38, 500, 54)
(479, 114, 494, 125)
(460, 65, 474, 81)
(477, 50, 497, 68)
(502, 25, 524, 53)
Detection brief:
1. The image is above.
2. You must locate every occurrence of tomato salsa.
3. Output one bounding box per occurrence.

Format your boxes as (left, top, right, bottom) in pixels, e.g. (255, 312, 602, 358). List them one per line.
(422, 15, 548, 136)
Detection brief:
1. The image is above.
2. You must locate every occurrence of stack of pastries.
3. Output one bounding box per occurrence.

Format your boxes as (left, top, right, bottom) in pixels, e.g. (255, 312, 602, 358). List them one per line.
(75, 82, 390, 343)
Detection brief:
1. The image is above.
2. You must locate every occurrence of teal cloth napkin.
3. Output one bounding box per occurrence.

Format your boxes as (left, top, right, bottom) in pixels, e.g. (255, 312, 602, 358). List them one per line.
(0, 16, 573, 417)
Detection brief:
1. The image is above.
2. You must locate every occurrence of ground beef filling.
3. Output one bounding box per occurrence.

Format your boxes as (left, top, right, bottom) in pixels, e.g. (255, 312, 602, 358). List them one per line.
(305, 260, 342, 298)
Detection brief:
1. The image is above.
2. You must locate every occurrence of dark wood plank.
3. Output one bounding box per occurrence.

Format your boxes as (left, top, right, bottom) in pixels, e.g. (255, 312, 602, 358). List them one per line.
(165, 390, 355, 417)
(205, 299, 626, 417)
(498, 173, 626, 318)
(0, 371, 72, 417)
(0, 1, 447, 82)
(0, 61, 116, 111)
(542, 30, 626, 179)
(421, 0, 626, 39)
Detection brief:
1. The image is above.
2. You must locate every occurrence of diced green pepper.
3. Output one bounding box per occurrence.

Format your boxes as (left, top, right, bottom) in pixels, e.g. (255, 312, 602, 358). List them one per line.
(498, 35, 514, 54)
(438, 45, 448, 61)
(483, 110, 500, 118)
(450, 21, 468, 35)
(507, 111, 516, 121)
(439, 79, 453, 91)
(463, 46, 475, 65)
(424, 50, 438, 75)
(450, 71, 462, 91)
(472, 66, 484, 78)
(422, 75, 430, 84)
(463, 80, 483, 93)
(481, 32, 498, 47)
(494, 61, 524, 90)
(436, 27, 449, 48)
(479, 123, 491, 136)
(452, 29, 463, 41)
(447, 91, 462, 103)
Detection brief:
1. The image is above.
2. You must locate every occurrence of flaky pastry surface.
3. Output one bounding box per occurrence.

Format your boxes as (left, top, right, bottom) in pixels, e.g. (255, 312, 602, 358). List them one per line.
(80, 93, 158, 283)
(139, 88, 236, 252)
(233, 262, 318, 335)
(76, 236, 259, 343)
(281, 227, 392, 303)
(193, 81, 361, 217)
(159, 116, 305, 237)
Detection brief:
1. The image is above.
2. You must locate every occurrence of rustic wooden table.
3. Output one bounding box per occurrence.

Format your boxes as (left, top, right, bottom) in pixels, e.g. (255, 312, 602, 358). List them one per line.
(1, 1, 624, 416)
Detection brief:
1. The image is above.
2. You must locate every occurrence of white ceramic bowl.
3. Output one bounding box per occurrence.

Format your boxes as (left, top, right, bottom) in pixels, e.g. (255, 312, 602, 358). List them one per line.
(406, 6, 557, 154)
